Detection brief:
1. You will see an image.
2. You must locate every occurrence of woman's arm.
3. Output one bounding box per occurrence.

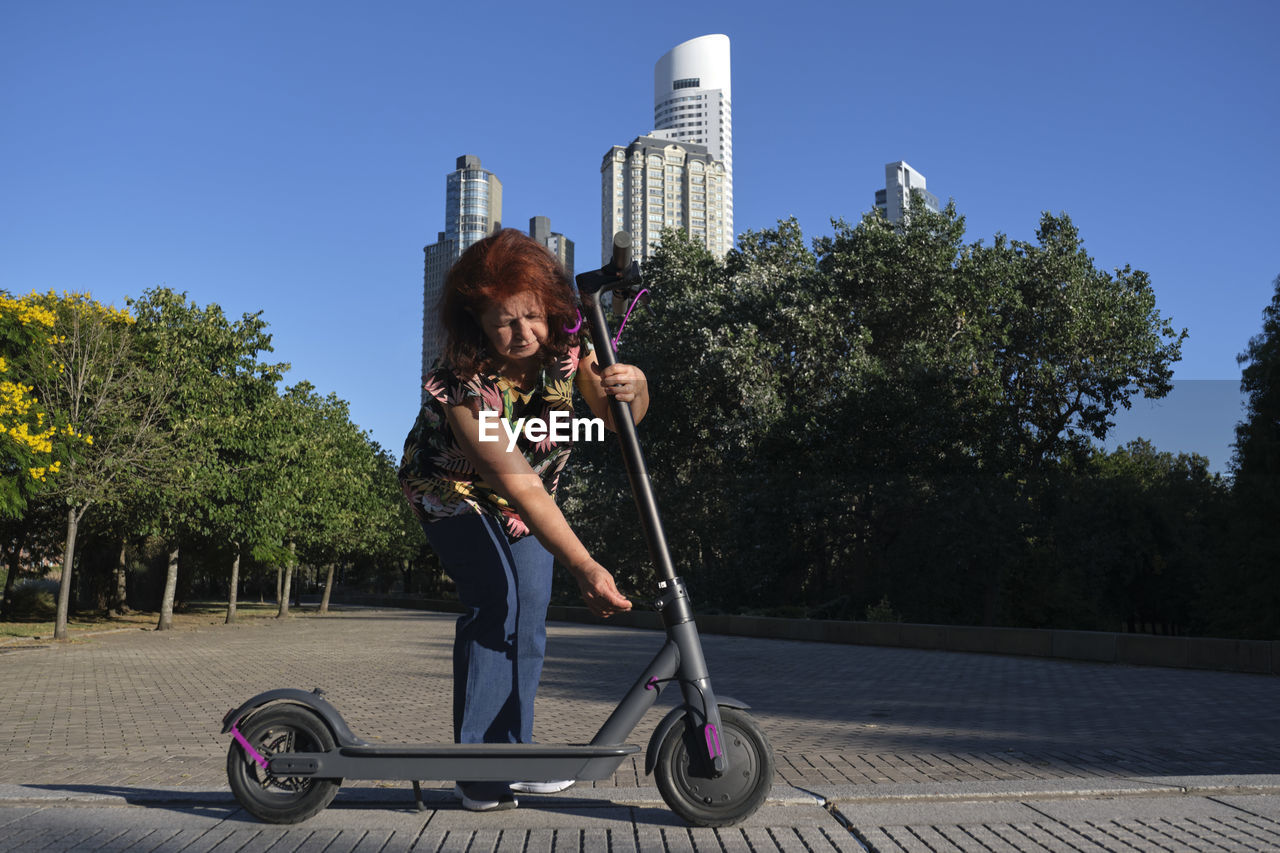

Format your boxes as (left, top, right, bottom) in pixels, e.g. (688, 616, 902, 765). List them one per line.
(444, 403, 631, 618)
(577, 348, 649, 431)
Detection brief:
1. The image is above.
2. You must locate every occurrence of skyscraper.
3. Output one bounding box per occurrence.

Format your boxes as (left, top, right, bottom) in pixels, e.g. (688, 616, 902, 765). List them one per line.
(529, 216, 574, 278)
(649, 34, 733, 250)
(422, 155, 502, 381)
(874, 161, 939, 224)
(601, 135, 728, 262)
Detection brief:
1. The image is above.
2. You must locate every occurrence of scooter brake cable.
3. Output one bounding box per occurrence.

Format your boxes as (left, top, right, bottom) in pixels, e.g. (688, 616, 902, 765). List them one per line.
(612, 289, 650, 350)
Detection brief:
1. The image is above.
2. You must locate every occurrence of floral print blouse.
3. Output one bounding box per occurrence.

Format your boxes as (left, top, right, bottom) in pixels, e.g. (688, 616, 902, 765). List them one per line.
(398, 344, 583, 541)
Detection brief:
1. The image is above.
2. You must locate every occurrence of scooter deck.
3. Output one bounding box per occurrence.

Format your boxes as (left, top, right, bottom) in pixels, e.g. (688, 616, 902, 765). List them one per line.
(270, 742, 641, 782)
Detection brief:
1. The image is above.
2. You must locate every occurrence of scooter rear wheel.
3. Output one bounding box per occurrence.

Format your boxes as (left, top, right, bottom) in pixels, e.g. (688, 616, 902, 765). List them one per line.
(654, 706, 774, 827)
(227, 704, 341, 824)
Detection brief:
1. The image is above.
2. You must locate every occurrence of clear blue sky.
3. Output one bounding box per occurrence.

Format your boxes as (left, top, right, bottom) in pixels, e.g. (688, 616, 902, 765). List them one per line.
(3, 1, 1276, 469)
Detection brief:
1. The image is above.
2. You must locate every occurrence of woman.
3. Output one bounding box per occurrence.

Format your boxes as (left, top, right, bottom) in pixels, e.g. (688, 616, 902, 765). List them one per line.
(398, 228, 644, 811)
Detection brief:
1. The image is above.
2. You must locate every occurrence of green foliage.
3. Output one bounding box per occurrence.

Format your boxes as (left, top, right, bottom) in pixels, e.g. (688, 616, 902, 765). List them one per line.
(7, 287, 422, 626)
(4, 578, 59, 620)
(1033, 441, 1227, 633)
(1208, 274, 1280, 638)
(865, 596, 901, 623)
(565, 198, 1213, 633)
(6, 207, 1268, 640)
(0, 293, 58, 518)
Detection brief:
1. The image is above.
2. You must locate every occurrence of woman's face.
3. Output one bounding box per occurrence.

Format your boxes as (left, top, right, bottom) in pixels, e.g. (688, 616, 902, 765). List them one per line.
(477, 291, 548, 366)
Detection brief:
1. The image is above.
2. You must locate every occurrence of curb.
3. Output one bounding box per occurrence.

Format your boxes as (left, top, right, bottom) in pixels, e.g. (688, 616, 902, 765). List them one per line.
(4, 776, 1278, 810)
(806, 774, 1280, 805)
(0, 627, 140, 648)
(0, 783, 801, 809)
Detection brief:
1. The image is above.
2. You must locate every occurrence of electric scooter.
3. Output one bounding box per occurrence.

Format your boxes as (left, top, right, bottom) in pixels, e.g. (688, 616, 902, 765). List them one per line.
(221, 232, 775, 827)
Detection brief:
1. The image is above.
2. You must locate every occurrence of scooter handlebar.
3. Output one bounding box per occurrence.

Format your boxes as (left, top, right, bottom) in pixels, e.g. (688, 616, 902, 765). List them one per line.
(576, 231, 642, 297)
(609, 232, 632, 275)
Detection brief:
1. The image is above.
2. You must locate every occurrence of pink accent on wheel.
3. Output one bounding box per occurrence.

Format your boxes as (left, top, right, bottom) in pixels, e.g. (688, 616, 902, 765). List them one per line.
(231, 723, 270, 770)
(704, 723, 723, 759)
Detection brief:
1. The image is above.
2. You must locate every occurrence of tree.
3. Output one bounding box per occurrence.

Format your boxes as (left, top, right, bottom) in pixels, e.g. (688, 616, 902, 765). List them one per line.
(564, 226, 803, 606)
(566, 200, 1191, 627)
(1, 294, 64, 619)
(1038, 440, 1225, 633)
(256, 383, 351, 616)
(812, 203, 1188, 623)
(0, 293, 61, 521)
(17, 293, 169, 639)
(129, 287, 287, 629)
(266, 384, 407, 613)
(1211, 274, 1280, 638)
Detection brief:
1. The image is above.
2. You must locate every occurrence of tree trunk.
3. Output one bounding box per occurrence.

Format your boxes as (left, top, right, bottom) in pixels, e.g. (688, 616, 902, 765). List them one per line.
(278, 566, 293, 618)
(54, 507, 83, 641)
(275, 565, 282, 605)
(277, 541, 294, 618)
(1, 528, 27, 621)
(108, 536, 130, 616)
(156, 545, 179, 631)
(225, 540, 240, 625)
(320, 563, 335, 614)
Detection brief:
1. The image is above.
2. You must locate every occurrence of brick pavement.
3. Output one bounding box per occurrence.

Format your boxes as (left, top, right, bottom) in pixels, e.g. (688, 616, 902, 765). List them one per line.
(2, 606, 1280, 851)
(2, 607, 1280, 791)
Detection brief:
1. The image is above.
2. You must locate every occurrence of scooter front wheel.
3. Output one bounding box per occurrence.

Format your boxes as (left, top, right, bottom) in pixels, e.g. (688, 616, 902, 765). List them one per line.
(227, 704, 341, 824)
(654, 706, 774, 827)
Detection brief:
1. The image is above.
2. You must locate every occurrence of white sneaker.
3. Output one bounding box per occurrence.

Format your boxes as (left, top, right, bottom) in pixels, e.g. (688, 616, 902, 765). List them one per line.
(454, 784, 518, 811)
(509, 779, 575, 794)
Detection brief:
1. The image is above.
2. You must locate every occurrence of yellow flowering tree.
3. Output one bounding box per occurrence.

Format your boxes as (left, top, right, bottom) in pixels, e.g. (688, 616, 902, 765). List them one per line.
(17, 292, 171, 640)
(0, 293, 62, 516)
(0, 292, 85, 619)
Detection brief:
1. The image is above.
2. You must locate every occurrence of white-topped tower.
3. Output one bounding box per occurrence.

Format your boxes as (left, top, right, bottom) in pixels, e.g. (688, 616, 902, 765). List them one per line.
(649, 34, 732, 252)
(874, 161, 940, 225)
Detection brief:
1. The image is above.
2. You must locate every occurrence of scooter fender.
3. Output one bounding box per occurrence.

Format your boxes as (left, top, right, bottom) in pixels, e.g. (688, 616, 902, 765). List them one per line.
(643, 695, 750, 777)
(220, 688, 367, 747)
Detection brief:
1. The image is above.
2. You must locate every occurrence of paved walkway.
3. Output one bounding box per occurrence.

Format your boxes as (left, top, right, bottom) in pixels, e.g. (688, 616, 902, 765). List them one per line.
(1, 606, 1278, 851)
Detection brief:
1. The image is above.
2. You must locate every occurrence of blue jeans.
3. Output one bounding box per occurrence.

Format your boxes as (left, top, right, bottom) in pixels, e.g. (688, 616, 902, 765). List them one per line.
(422, 513, 554, 798)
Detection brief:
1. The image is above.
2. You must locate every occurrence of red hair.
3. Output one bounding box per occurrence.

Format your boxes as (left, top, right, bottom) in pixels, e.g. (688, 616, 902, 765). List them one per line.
(439, 228, 579, 378)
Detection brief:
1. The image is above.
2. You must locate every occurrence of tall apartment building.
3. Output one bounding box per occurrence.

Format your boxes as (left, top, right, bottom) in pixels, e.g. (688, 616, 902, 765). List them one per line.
(422, 155, 502, 380)
(601, 135, 729, 262)
(648, 34, 733, 251)
(874, 160, 940, 224)
(529, 216, 574, 278)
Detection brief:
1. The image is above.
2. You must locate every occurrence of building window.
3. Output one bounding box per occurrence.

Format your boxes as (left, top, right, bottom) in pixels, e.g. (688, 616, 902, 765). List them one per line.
(673, 77, 700, 90)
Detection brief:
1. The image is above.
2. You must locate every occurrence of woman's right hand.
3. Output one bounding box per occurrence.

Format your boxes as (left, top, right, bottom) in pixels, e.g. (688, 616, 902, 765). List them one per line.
(572, 561, 632, 619)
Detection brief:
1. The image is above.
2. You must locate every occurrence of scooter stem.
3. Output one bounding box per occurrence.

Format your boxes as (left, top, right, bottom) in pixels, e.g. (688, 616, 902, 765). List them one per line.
(576, 234, 729, 774)
(576, 235, 678, 584)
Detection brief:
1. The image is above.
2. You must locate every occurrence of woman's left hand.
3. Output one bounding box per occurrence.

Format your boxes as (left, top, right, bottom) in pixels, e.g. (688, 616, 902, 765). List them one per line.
(571, 560, 633, 619)
(593, 361, 647, 404)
